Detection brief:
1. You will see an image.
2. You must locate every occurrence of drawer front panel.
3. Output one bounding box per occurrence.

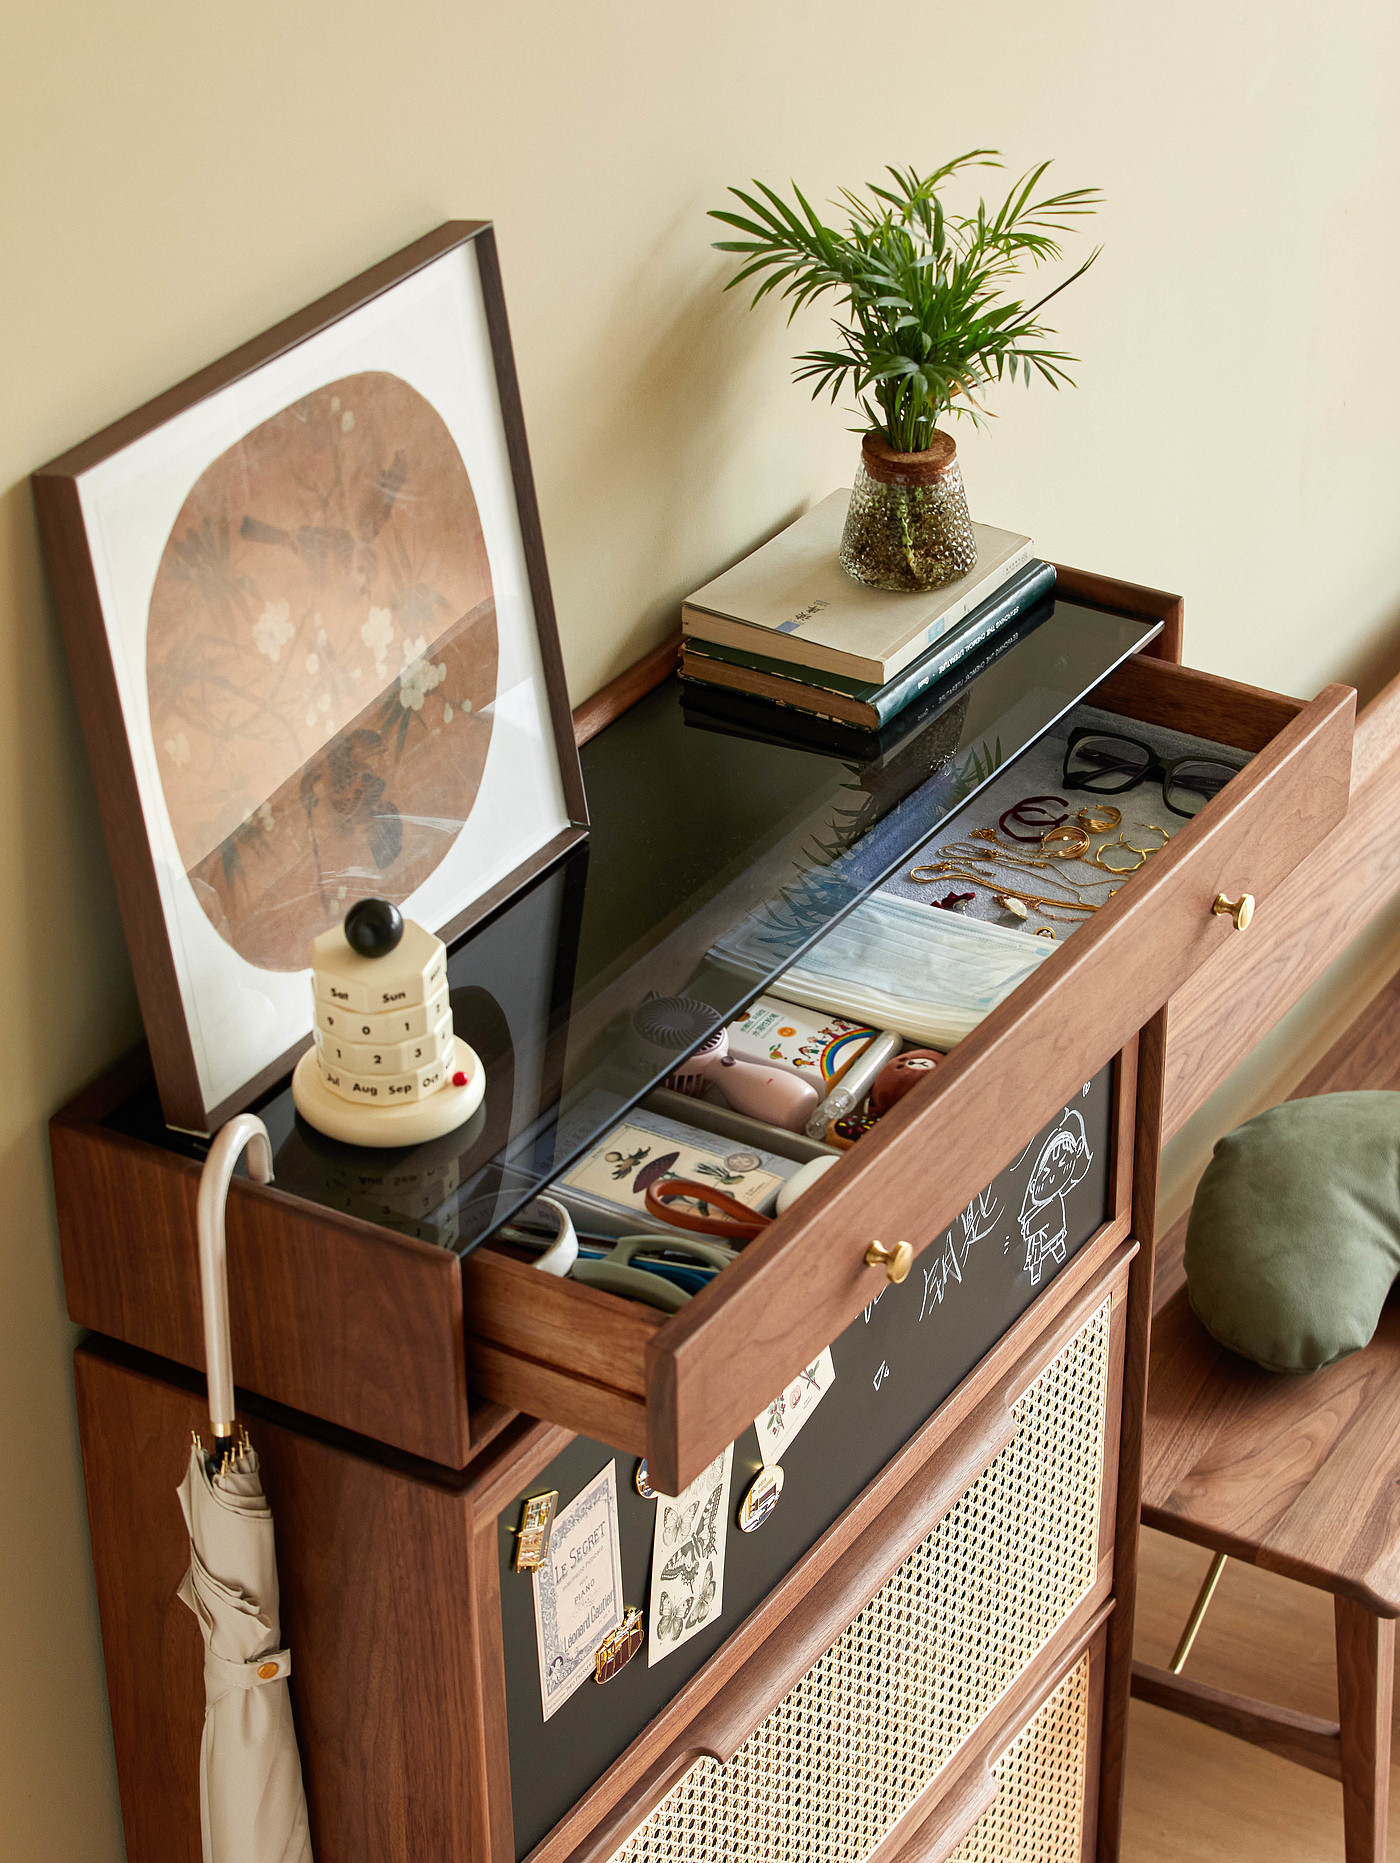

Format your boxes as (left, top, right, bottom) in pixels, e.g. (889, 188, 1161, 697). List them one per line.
(944, 1652, 1092, 1863)
(604, 1297, 1110, 1863)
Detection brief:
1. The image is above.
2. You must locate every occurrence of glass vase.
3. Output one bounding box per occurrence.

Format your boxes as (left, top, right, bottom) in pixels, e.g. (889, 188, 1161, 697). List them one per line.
(838, 431, 978, 593)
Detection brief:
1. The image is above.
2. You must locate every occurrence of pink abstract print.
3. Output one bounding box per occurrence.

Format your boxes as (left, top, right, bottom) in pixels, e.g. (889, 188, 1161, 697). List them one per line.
(146, 372, 499, 970)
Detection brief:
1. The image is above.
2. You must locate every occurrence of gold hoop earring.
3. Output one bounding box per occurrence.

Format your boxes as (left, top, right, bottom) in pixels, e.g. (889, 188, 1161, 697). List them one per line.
(1077, 804, 1121, 834)
(1093, 839, 1145, 874)
(1121, 823, 1171, 856)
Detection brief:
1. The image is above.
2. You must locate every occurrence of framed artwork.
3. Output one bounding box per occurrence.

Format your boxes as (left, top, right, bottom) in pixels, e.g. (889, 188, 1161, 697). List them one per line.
(35, 223, 587, 1134)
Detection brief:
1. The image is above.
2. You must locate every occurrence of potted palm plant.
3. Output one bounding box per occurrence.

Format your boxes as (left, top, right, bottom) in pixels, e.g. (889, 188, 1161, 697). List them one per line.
(710, 153, 1101, 593)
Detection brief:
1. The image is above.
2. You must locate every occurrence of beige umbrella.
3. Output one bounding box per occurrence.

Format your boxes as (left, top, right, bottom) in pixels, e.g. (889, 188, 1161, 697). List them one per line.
(177, 1112, 314, 1863)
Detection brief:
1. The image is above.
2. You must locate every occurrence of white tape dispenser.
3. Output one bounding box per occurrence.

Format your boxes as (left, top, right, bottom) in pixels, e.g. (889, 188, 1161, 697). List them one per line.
(291, 896, 485, 1147)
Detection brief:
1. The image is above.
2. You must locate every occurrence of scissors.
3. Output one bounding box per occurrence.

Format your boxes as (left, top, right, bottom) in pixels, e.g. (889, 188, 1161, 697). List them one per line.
(499, 1203, 735, 1312)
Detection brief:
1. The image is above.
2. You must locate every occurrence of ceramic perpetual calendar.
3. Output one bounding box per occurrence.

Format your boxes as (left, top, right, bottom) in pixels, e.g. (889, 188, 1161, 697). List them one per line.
(291, 897, 485, 1147)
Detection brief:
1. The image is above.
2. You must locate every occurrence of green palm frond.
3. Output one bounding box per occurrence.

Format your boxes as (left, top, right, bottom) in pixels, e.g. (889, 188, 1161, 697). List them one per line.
(710, 154, 1101, 453)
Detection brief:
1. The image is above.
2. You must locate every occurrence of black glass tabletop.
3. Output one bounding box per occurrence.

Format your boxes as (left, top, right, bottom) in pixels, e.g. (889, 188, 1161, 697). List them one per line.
(105, 596, 1158, 1251)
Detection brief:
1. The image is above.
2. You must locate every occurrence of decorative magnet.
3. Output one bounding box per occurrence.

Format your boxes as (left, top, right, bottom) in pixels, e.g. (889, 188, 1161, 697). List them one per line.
(738, 1464, 785, 1533)
(513, 1490, 559, 1573)
(595, 1607, 645, 1682)
(635, 1460, 656, 1500)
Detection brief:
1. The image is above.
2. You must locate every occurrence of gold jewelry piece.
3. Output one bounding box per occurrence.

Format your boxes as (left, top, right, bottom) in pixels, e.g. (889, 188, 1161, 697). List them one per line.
(968, 822, 1089, 861)
(1093, 840, 1145, 874)
(967, 826, 1048, 860)
(1035, 927, 1058, 940)
(922, 862, 1116, 920)
(1040, 824, 1091, 859)
(1077, 804, 1121, 833)
(1121, 823, 1171, 856)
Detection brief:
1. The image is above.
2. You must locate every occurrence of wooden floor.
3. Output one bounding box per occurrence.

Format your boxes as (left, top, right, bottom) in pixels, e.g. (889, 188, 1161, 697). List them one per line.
(1125, 1527, 1400, 1858)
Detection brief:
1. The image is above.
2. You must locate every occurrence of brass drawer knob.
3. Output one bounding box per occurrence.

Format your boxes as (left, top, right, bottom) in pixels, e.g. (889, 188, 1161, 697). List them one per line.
(865, 1239, 913, 1284)
(1212, 891, 1255, 931)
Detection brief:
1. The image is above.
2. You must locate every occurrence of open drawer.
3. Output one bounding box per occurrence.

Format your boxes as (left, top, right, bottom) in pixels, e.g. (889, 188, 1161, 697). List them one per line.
(466, 655, 1354, 1491)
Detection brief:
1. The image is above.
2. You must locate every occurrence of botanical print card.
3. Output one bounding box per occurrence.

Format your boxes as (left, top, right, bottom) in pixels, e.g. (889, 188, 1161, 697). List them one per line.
(754, 1347, 836, 1467)
(532, 1461, 624, 1720)
(647, 1445, 735, 1667)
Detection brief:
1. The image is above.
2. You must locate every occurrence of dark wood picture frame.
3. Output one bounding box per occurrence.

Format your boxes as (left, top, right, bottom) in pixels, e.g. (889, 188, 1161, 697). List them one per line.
(33, 222, 588, 1135)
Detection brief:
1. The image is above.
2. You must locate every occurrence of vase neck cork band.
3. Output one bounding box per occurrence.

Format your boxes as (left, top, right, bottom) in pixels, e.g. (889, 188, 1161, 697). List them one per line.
(860, 430, 959, 487)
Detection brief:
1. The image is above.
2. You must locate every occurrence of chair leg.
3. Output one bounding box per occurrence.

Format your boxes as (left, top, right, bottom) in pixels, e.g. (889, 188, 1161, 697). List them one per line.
(1334, 1595, 1395, 1863)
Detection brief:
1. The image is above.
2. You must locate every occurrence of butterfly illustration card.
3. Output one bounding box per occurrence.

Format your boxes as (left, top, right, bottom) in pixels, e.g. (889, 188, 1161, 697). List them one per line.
(532, 1461, 624, 1720)
(754, 1346, 836, 1467)
(647, 1445, 735, 1667)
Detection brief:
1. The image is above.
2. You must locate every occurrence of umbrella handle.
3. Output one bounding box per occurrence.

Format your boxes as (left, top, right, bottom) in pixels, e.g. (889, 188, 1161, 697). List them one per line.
(196, 1114, 274, 1440)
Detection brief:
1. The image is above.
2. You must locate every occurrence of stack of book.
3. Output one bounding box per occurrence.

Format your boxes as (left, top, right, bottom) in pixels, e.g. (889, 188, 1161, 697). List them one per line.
(679, 489, 1054, 735)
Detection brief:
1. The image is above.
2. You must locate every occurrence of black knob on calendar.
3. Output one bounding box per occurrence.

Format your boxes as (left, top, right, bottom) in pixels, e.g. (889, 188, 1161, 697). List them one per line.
(343, 896, 405, 959)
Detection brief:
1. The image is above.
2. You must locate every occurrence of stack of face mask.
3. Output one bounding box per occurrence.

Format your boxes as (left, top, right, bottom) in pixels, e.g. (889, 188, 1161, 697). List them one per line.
(719, 891, 1053, 1049)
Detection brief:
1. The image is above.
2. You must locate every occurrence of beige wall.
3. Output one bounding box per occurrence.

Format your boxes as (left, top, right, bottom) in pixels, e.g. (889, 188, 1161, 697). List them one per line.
(3, 1, 1400, 1855)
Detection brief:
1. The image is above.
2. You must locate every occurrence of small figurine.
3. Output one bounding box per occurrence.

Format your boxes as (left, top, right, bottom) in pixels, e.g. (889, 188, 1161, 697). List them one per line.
(869, 1049, 944, 1115)
(291, 896, 486, 1147)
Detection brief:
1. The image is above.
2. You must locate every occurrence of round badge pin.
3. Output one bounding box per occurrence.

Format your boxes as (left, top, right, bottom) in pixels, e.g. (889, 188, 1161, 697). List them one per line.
(738, 1464, 784, 1533)
(634, 1460, 656, 1500)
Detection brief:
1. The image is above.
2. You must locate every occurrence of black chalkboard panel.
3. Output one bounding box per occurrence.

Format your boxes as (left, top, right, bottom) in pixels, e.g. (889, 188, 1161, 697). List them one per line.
(498, 1066, 1114, 1858)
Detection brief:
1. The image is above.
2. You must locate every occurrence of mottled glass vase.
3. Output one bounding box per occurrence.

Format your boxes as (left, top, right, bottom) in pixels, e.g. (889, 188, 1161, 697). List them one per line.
(838, 431, 978, 593)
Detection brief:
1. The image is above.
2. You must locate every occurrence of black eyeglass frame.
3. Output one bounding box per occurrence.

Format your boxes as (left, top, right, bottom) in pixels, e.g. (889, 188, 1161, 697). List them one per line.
(1060, 726, 1245, 818)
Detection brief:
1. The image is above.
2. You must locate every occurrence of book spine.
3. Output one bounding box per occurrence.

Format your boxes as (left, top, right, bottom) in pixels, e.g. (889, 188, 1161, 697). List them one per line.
(870, 560, 1057, 725)
(678, 637, 876, 700)
(878, 542, 1032, 681)
(678, 656, 871, 727)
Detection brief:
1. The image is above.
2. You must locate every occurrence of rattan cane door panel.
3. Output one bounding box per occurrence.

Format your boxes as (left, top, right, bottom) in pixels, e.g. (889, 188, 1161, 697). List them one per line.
(604, 1296, 1111, 1863)
(943, 1652, 1092, 1863)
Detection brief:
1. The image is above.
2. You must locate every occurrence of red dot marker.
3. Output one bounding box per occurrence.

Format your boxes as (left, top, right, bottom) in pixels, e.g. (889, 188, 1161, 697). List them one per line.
(452, 1070, 468, 1087)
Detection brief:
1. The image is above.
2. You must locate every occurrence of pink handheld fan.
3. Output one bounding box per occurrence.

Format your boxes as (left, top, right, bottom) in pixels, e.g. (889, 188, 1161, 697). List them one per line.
(631, 996, 819, 1132)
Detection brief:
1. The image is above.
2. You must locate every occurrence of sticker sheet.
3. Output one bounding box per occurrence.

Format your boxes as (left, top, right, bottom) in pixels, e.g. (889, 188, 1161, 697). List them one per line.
(532, 1460, 624, 1720)
(753, 1346, 836, 1466)
(561, 1121, 785, 1224)
(647, 1446, 735, 1667)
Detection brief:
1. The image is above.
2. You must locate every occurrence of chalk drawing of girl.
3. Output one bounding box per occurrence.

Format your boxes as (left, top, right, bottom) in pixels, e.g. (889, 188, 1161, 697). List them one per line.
(1018, 1109, 1093, 1284)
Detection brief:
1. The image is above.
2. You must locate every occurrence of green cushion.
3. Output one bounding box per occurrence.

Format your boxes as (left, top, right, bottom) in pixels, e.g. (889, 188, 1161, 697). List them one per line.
(1185, 1092, 1400, 1374)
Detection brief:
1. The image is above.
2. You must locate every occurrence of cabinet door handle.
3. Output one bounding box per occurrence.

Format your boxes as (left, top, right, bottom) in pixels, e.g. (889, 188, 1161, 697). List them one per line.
(1212, 891, 1254, 930)
(865, 1239, 914, 1284)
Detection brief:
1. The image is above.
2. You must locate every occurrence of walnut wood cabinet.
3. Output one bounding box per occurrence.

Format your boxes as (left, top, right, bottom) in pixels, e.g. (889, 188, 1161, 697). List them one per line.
(55, 569, 1356, 1863)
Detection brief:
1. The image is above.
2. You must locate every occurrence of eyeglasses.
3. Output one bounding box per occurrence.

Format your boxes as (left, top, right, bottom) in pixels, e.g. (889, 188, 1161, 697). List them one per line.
(1061, 728, 1244, 818)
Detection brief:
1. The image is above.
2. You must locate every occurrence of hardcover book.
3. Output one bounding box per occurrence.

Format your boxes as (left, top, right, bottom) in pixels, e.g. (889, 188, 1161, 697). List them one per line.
(682, 490, 1033, 684)
(681, 560, 1056, 729)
